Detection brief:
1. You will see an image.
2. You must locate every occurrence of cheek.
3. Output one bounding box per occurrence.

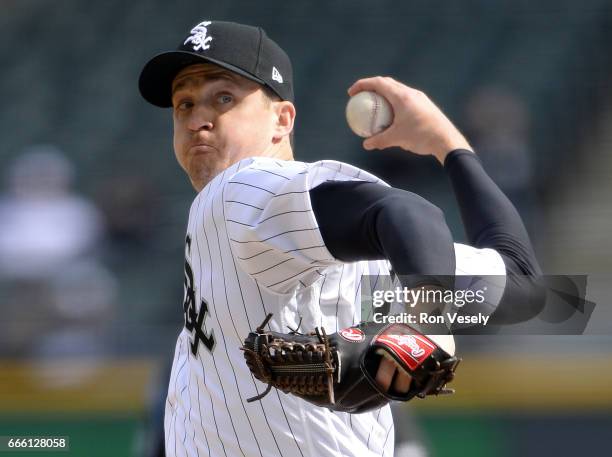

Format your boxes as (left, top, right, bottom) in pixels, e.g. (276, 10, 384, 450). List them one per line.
(231, 123, 266, 156)
(237, 109, 274, 141)
(173, 127, 188, 166)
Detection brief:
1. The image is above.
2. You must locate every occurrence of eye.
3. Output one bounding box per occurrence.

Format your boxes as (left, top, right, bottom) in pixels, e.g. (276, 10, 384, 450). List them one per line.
(176, 100, 194, 111)
(217, 93, 233, 104)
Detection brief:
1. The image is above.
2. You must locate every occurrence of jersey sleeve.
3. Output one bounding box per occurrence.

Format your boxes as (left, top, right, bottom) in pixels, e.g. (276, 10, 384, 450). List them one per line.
(223, 158, 386, 294)
(453, 242, 507, 313)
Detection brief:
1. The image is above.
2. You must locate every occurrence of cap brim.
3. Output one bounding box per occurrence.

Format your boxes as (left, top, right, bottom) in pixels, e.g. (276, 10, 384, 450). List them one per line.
(138, 50, 267, 108)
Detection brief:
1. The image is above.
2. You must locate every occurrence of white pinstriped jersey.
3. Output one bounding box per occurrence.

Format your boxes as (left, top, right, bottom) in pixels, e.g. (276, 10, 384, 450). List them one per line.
(165, 157, 506, 457)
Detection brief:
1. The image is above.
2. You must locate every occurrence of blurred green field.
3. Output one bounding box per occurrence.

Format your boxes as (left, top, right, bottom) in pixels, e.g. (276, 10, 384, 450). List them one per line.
(0, 358, 156, 457)
(419, 412, 612, 457)
(3, 411, 611, 457)
(0, 415, 141, 457)
(1, 355, 611, 456)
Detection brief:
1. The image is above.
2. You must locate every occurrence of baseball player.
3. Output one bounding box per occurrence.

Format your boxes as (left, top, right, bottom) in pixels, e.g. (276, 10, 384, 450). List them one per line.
(139, 20, 542, 457)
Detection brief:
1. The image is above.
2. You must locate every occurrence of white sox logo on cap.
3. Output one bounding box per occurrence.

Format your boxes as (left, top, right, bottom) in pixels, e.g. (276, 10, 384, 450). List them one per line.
(184, 21, 213, 51)
(339, 327, 365, 342)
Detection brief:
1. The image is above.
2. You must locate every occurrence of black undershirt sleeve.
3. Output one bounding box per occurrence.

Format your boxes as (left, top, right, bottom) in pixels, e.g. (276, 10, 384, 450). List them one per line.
(443, 149, 541, 276)
(444, 149, 545, 322)
(309, 150, 545, 323)
(309, 181, 456, 288)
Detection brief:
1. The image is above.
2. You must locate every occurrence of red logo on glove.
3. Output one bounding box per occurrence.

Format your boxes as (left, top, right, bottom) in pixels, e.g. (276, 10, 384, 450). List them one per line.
(375, 326, 436, 370)
(339, 327, 365, 342)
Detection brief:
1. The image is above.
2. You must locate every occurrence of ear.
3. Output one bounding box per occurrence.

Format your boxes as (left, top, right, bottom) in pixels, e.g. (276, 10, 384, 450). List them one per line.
(272, 101, 296, 143)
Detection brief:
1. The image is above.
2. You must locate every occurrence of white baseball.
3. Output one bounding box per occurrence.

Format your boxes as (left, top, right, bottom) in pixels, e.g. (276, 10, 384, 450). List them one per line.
(345, 91, 394, 138)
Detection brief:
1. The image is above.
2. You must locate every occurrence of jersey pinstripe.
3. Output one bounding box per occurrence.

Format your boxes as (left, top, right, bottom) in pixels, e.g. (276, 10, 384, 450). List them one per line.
(165, 156, 506, 457)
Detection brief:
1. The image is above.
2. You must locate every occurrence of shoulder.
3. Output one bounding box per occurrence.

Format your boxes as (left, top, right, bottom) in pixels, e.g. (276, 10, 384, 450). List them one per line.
(225, 158, 308, 193)
(226, 157, 388, 195)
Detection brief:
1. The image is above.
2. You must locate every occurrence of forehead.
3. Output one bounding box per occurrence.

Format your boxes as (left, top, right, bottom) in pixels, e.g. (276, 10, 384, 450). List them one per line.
(172, 63, 257, 93)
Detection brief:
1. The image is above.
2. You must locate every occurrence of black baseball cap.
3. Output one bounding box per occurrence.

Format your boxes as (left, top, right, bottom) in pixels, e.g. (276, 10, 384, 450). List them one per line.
(139, 20, 293, 107)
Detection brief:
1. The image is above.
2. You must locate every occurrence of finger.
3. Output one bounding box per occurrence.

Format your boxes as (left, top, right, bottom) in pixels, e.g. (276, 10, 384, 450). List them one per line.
(348, 76, 391, 97)
(362, 138, 378, 150)
(362, 127, 392, 150)
(362, 138, 374, 150)
(393, 372, 412, 394)
(375, 357, 396, 392)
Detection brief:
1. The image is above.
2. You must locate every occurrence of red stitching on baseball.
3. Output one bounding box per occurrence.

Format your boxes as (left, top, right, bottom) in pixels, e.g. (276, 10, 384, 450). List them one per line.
(370, 92, 379, 137)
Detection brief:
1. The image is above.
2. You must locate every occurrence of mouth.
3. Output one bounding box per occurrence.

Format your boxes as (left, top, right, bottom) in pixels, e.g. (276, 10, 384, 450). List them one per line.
(189, 143, 217, 155)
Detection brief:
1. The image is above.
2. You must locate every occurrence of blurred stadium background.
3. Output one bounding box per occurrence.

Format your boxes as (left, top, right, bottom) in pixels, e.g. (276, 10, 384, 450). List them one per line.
(1, 0, 611, 456)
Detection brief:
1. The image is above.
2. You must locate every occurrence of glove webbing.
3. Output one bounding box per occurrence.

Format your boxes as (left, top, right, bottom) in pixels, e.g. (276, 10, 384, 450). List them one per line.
(244, 314, 336, 404)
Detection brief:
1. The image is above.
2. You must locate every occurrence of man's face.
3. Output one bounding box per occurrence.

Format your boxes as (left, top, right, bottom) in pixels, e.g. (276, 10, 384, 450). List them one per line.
(171, 63, 279, 191)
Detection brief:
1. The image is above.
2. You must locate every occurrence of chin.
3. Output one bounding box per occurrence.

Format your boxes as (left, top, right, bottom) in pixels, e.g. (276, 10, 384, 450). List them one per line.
(188, 170, 215, 192)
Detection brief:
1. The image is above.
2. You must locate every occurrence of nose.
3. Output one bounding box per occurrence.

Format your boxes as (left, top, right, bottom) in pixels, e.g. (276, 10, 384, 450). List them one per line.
(187, 106, 214, 132)
(195, 120, 213, 131)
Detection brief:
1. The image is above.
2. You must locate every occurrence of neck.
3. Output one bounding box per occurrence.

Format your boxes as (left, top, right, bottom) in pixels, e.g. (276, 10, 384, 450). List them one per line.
(192, 141, 294, 192)
(262, 139, 294, 161)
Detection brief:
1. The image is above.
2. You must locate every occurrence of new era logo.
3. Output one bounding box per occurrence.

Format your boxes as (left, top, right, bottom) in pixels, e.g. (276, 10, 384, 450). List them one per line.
(272, 67, 283, 83)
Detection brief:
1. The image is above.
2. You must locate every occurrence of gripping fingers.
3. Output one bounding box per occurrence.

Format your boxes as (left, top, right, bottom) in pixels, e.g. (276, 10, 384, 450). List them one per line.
(393, 371, 412, 394)
(375, 350, 412, 394)
(347, 76, 404, 97)
(375, 357, 397, 392)
(376, 348, 413, 394)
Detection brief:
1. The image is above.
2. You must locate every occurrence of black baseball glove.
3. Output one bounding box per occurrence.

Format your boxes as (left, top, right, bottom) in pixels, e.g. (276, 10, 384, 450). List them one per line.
(241, 314, 460, 414)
